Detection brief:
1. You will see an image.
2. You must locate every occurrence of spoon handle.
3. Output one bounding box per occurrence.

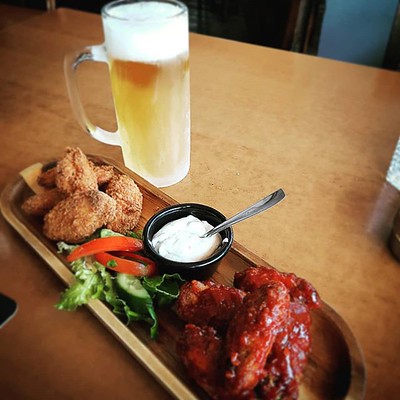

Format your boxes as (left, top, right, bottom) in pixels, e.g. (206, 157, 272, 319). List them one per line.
(202, 188, 286, 238)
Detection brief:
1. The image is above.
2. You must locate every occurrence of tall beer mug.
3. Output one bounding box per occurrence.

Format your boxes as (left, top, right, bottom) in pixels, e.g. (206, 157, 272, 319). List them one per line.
(65, 0, 190, 188)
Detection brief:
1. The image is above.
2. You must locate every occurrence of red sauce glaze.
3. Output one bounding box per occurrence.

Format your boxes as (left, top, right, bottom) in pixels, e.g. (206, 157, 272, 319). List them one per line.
(176, 280, 246, 330)
(224, 282, 290, 396)
(234, 266, 320, 310)
(176, 266, 321, 399)
(258, 302, 312, 399)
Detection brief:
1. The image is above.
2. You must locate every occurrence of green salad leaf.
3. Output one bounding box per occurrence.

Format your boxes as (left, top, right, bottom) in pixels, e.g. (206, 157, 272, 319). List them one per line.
(56, 233, 184, 339)
(99, 228, 142, 240)
(56, 258, 111, 311)
(143, 273, 185, 307)
(57, 241, 78, 254)
(99, 229, 124, 238)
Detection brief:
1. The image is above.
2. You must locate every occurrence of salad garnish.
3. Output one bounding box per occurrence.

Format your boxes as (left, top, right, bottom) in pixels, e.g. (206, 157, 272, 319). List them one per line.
(56, 229, 184, 339)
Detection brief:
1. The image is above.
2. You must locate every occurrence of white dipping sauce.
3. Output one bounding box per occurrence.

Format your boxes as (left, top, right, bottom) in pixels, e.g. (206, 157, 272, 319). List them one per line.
(151, 215, 222, 262)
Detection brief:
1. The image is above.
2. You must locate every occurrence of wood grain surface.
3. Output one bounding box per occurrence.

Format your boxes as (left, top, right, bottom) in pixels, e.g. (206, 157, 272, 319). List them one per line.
(0, 156, 366, 400)
(1, 7, 400, 400)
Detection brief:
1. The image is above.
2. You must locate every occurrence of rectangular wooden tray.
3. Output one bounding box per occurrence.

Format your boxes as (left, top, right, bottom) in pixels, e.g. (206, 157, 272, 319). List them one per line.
(0, 155, 366, 400)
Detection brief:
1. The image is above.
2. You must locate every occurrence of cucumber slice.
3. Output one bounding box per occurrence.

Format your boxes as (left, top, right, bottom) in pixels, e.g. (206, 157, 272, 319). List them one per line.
(115, 273, 153, 315)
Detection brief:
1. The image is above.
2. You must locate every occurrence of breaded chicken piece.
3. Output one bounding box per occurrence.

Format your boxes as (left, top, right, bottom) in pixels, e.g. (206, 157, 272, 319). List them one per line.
(105, 174, 143, 234)
(37, 164, 57, 188)
(40, 162, 115, 190)
(21, 188, 65, 216)
(55, 147, 98, 194)
(43, 190, 116, 243)
(89, 162, 115, 186)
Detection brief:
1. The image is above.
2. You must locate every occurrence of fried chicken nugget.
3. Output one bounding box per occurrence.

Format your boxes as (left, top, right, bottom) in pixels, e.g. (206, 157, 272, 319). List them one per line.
(37, 163, 57, 188)
(21, 188, 65, 216)
(89, 162, 115, 186)
(105, 174, 143, 234)
(43, 190, 116, 243)
(55, 147, 98, 194)
(43, 161, 115, 189)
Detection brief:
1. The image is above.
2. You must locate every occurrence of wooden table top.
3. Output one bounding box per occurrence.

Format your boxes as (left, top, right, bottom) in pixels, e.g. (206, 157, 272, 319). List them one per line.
(1, 7, 400, 400)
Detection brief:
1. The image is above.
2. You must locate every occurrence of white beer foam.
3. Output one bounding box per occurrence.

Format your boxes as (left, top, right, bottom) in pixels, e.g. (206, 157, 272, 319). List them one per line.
(103, 2, 188, 62)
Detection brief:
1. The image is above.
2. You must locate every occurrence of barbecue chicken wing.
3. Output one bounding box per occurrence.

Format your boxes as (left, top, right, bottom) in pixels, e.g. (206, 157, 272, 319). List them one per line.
(234, 266, 320, 309)
(224, 282, 290, 396)
(176, 280, 246, 330)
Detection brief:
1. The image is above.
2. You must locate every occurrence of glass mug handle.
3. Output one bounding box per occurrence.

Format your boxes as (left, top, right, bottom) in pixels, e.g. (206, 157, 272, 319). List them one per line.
(64, 45, 122, 146)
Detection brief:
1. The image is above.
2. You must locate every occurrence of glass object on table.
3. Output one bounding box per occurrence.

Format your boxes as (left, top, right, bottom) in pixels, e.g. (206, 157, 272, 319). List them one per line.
(386, 137, 400, 190)
(64, 0, 190, 188)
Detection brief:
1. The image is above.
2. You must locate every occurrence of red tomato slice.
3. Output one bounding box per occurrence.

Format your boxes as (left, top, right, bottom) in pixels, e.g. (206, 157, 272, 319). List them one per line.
(67, 236, 143, 262)
(94, 252, 157, 277)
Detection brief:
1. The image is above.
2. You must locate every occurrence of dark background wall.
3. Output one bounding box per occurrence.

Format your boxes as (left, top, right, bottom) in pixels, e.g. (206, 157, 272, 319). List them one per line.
(2, 0, 399, 69)
(318, 0, 399, 68)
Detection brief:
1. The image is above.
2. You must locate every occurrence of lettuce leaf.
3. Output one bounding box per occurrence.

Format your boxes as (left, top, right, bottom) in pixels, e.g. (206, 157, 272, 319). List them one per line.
(56, 240, 184, 339)
(57, 241, 78, 254)
(99, 228, 142, 240)
(56, 258, 109, 310)
(143, 273, 185, 307)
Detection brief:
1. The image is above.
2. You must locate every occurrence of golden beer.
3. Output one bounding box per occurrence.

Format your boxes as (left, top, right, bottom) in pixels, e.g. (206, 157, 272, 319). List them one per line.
(103, 0, 190, 187)
(109, 54, 190, 187)
(65, 1, 190, 187)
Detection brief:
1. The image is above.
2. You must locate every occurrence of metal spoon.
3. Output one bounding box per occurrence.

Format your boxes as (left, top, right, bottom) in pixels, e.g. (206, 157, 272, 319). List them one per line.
(201, 188, 286, 238)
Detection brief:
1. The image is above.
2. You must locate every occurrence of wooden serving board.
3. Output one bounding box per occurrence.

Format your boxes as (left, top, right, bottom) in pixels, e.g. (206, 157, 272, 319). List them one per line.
(0, 155, 366, 400)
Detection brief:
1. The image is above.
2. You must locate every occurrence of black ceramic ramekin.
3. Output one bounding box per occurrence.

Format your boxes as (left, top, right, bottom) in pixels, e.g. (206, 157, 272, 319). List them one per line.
(143, 203, 233, 280)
